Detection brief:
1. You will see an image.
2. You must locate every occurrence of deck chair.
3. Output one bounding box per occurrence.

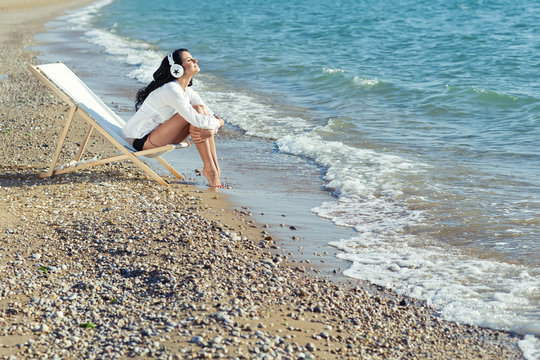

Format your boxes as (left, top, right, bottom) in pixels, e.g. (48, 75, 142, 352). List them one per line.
(28, 62, 189, 186)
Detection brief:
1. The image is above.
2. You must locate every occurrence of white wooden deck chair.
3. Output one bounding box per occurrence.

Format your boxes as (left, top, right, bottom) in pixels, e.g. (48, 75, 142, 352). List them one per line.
(28, 62, 189, 186)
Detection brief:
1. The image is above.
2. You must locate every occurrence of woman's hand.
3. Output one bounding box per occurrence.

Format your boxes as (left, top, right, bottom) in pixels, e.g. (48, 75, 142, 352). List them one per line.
(193, 104, 223, 130)
(190, 126, 215, 144)
(214, 115, 224, 130)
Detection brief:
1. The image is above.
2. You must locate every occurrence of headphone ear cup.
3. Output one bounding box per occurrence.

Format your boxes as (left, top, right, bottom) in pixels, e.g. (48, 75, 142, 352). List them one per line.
(170, 63, 184, 78)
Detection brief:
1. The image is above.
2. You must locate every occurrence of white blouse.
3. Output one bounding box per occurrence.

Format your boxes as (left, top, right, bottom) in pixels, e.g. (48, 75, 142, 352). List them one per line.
(122, 81, 220, 140)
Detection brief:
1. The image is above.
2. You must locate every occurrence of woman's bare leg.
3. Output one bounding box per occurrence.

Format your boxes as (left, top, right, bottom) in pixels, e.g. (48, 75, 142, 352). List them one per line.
(190, 126, 221, 187)
(191, 105, 222, 187)
(194, 139, 221, 187)
(142, 113, 221, 187)
(142, 113, 190, 149)
(208, 136, 220, 179)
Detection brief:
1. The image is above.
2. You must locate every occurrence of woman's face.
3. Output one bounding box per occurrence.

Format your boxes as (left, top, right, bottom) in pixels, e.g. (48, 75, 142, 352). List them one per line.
(181, 51, 199, 76)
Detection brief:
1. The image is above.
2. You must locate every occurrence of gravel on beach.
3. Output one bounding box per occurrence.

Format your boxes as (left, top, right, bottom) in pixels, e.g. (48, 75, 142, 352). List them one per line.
(0, 2, 525, 359)
(0, 171, 525, 359)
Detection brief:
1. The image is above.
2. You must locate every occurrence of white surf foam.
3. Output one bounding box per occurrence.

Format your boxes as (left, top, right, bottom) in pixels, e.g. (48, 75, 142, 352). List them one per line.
(332, 236, 540, 334)
(520, 335, 540, 360)
(277, 128, 423, 199)
(197, 84, 315, 139)
(83, 29, 162, 83)
(277, 125, 540, 350)
(323, 67, 344, 74)
(55, 0, 163, 84)
(60, 0, 114, 30)
(353, 76, 380, 87)
(321, 67, 380, 87)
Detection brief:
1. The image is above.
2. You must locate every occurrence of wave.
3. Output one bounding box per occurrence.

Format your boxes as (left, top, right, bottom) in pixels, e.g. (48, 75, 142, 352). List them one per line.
(60, 0, 114, 30)
(444, 84, 535, 106)
(319, 67, 381, 90)
(472, 86, 522, 105)
(520, 335, 540, 360)
(56, 0, 163, 84)
(277, 121, 423, 199)
(322, 67, 344, 74)
(353, 76, 380, 87)
(200, 88, 315, 139)
(332, 236, 540, 335)
(83, 29, 162, 83)
(276, 124, 540, 339)
(276, 126, 426, 246)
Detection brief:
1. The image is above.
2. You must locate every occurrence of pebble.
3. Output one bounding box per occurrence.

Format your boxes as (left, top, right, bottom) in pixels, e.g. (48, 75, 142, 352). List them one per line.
(190, 336, 204, 345)
(39, 324, 50, 333)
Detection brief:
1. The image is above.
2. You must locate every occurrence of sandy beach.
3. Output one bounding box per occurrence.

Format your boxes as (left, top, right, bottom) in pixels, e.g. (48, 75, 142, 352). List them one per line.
(0, 0, 526, 358)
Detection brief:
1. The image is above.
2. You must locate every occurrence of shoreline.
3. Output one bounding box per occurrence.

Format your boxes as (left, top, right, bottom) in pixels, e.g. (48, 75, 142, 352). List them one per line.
(0, 0, 527, 359)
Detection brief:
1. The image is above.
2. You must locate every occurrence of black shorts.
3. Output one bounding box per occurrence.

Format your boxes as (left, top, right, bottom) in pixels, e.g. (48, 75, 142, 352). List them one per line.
(133, 133, 149, 151)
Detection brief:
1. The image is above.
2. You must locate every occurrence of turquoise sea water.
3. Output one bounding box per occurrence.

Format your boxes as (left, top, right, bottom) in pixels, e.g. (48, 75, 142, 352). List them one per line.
(37, 0, 539, 355)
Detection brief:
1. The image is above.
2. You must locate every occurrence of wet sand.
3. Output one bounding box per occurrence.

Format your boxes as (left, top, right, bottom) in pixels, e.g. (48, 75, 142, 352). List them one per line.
(0, 0, 525, 358)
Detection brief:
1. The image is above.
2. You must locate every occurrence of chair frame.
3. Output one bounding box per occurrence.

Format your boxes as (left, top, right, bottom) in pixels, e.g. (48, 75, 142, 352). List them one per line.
(28, 63, 189, 186)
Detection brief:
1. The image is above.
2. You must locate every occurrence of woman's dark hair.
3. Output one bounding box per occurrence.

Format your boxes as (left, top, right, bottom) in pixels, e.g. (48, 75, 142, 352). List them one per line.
(135, 48, 193, 110)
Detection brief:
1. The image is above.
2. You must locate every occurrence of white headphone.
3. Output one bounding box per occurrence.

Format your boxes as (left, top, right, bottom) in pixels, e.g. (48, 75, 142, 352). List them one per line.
(168, 53, 184, 78)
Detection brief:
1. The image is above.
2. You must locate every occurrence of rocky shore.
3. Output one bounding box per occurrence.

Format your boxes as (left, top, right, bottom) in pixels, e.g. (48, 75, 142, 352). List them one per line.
(0, 1, 525, 359)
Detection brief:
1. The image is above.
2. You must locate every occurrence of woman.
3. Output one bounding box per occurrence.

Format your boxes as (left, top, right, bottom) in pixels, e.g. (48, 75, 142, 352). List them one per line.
(122, 48, 224, 187)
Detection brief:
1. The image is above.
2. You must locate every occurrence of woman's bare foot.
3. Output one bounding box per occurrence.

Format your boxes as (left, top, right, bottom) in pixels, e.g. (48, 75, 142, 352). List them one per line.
(203, 166, 221, 187)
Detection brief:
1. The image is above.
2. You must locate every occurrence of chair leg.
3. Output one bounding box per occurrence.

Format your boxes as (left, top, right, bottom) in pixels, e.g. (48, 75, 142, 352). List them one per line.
(125, 155, 170, 186)
(41, 105, 77, 178)
(76, 124, 94, 161)
(54, 152, 170, 187)
(50, 152, 169, 186)
(156, 156, 185, 180)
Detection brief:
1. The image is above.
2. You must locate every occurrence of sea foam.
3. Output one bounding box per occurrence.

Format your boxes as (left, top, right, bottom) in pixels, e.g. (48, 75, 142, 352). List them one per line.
(332, 235, 540, 335)
(353, 76, 380, 87)
(520, 335, 540, 360)
(199, 87, 315, 139)
(56, 0, 161, 84)
(60, 0, 114, 30)
(83, 29, 162, 83)
(277, 125, 540, 339)
(323, 67, 344, 74)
